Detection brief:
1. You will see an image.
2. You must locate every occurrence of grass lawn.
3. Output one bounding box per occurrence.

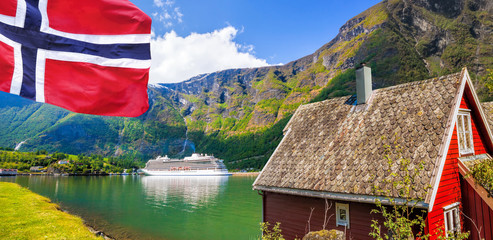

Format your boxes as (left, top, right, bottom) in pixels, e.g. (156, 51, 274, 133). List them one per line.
(0, 182, 100, 240)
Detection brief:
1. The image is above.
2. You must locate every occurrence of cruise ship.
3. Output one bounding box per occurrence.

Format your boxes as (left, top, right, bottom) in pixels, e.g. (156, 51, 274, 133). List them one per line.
(141, 153, 231, 176)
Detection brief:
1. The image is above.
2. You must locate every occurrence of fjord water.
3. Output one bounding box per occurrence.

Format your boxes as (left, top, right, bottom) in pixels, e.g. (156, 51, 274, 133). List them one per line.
(0, 175, 261, 240)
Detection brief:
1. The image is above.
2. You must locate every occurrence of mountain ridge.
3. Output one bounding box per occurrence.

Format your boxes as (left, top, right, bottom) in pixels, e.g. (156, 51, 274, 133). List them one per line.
(0, 0, 491, 169)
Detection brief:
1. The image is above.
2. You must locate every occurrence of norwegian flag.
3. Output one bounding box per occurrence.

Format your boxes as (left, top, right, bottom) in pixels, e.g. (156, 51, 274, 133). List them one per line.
(0, 0, 151, 117)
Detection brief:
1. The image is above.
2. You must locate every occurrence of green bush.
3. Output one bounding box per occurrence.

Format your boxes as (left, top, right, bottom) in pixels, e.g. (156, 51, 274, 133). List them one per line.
(260, 222, 285, 240)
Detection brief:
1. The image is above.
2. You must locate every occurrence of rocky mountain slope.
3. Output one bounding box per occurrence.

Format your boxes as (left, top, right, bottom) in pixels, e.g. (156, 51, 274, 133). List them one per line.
(0, 0, 491, 169)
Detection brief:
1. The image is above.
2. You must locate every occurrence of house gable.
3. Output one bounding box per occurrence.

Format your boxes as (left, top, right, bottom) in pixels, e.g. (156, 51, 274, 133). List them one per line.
(424, 70, 493, 238)
(428, 70, 493, 211)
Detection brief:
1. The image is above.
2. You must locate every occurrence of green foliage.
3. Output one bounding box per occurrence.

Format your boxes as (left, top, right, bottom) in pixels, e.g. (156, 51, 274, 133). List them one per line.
(0, 150, 52, 171)
(437, 226, 469, 240)
(260, 222, 285, 240)
(0, 150, 142, 174)
(470, 158, 493, 196)
(256, 99, 283, 114)
(144, 121, 185, 143)
(485, 69, 493, 91)
(369, 139, 431, 240)
(310, 60, 329, 74)
(0, 102, 69, 148)
(121, 119, 145, 143)
(310, 69, 355, 103)
(181, 93, 202, 103)
(441, 30, 476, 73)
(190, 115, 291, 170)
(479, 69, 493, 101)
(359, 26, 429, 87)
(414, 2, 489, 77)
(362, 3, 388, 29)
(253, 69, 291, 94)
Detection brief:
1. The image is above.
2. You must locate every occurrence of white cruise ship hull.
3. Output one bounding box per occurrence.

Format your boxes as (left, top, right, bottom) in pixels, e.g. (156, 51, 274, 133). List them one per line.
(141, 169, 232, 176)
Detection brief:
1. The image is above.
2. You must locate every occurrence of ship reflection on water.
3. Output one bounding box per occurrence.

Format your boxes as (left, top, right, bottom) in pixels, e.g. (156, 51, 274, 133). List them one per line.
(140, 176, 229, 209)
(1, 175, 260, 239)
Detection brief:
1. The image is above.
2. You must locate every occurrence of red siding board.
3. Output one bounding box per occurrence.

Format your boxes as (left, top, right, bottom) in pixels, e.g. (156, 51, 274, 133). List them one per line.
(427, 124, 461, 239)
(460, 181, 472, 238)
(483, 200, 492, 239)
(467, 182, 479, 239)
(263, 191, 387, 240)
(460, 175, 493, 239)
(489, 208, 493, 239)
(475, 193, 485, 237)
(460, 98, 468, 109)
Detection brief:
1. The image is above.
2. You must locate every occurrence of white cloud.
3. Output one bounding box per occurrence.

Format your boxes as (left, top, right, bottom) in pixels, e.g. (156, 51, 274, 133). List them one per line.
(149, 26, 270, 84)
(174, 7, 183, 23)
(153, 0, 173, 8)
(152, 0, 182, 28)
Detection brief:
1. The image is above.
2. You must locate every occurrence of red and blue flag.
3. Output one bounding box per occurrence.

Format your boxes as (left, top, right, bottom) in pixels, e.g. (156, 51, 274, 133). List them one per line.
(0, 0, 151, 117)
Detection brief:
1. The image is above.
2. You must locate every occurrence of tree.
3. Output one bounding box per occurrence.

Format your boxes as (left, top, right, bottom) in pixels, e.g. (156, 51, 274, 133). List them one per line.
(369, 138, 469, 240)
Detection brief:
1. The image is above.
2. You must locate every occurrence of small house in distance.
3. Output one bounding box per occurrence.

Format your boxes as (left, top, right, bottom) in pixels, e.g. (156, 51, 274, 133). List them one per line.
(253, 67, 493, 239)
(0, 169, 17, 176)
(58, 160, 69, 164)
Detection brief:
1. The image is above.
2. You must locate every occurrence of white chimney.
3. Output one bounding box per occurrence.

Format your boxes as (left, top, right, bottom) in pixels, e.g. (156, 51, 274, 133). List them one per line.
(356, 64, 372, 105)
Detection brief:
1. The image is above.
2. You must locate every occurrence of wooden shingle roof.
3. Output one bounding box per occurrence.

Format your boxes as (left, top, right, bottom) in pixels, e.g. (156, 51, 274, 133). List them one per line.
(254, 70, 468, 204)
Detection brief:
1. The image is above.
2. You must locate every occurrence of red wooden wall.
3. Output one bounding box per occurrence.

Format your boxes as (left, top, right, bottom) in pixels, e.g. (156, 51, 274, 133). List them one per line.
(460, 176, 493, 240)
(263, 191, 387, 240)
(426, 126, 463, 239)
(426, 95, 490, 239)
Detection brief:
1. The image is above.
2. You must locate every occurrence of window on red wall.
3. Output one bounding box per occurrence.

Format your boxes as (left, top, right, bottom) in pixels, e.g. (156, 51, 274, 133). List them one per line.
(457, 110, 474, 155)
(336, 203, 350, 228)
(443, 202, 461, 237)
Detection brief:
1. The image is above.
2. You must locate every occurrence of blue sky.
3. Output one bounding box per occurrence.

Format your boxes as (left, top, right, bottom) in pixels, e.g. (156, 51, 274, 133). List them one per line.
(131, 0, 382, 84)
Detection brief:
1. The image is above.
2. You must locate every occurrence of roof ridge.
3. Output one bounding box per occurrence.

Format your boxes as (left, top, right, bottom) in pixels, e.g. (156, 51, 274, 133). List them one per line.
(379, 72, 461, 91)
(301, 71, 461, 110)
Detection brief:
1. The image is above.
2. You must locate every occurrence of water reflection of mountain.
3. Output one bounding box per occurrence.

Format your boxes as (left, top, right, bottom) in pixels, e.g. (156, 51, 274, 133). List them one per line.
(141, 176, 229, 208)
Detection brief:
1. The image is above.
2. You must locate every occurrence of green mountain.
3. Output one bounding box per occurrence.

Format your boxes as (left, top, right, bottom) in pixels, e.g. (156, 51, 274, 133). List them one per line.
(1, 0, 492, 169)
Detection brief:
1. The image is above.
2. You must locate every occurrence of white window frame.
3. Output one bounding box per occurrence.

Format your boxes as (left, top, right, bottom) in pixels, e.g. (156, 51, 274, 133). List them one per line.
(457, 110, 474, 155)
(443, 202, 461, 237)
(336, 202, 350, 228)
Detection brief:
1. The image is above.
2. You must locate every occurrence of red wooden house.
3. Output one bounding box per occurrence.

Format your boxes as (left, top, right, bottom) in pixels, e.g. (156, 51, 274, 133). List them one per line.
(253, 67, 493, 239)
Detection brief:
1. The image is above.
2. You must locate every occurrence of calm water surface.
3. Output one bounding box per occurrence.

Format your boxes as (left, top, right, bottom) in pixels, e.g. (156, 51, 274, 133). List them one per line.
(0, 175, 261, 240)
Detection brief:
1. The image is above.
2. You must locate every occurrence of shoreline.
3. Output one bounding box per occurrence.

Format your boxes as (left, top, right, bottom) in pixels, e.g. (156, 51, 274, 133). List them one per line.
(3, 172, 259, 239)
(84, 221, 115, 240)
(59, 207, 115, 240)
(0, 182, 102, 239)
(14, 172, 260, 176)
(16, 172, 136, 176)
(231, 172, 260, 176)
